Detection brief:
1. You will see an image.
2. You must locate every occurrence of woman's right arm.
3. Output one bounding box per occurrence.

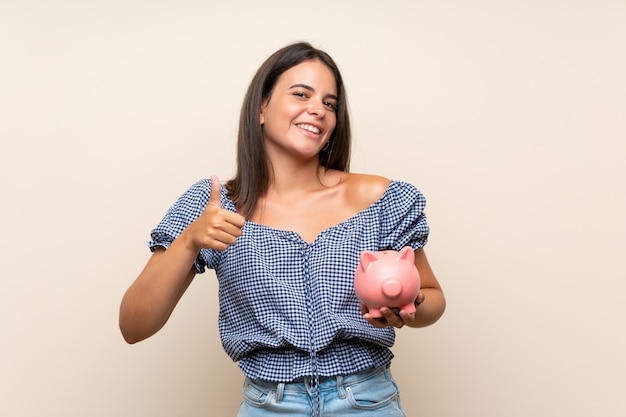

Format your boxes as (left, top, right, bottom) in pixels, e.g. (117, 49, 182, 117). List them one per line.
(118, 243, 198, 344)
(119, 175, 245, 344)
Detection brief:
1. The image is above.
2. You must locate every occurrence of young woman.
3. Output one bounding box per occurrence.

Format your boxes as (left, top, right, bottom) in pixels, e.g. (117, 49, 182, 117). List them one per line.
(119, 41, 446, 416)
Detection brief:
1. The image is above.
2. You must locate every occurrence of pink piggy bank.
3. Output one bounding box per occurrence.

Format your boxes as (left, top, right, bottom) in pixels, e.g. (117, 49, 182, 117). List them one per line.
(354, 246, 420, 318)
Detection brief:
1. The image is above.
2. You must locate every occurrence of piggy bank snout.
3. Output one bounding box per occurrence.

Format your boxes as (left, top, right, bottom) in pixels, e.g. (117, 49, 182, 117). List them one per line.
(382, 278, 402, 299)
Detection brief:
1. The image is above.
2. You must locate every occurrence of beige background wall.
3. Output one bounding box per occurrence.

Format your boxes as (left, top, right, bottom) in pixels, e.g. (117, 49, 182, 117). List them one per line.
(1, 1, 625, 416)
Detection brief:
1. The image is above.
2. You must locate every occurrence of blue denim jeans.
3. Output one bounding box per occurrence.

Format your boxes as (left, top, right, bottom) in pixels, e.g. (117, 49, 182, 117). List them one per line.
(236, 365, 406, 416)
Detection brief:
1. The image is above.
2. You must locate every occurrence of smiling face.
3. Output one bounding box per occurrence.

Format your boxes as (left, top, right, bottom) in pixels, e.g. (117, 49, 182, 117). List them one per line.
(260, 60, 338, 162)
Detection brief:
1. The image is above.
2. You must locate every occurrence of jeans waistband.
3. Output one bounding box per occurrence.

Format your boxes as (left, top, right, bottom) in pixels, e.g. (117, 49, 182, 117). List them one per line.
(245, 364, 390, 396)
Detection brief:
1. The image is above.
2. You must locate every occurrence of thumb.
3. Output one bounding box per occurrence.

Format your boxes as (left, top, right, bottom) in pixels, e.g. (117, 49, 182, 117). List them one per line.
(208, 175, 222, 208)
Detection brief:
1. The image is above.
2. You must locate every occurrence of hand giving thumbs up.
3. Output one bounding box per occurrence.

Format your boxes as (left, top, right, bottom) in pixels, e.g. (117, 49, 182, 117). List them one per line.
(183, 175, 246, 251)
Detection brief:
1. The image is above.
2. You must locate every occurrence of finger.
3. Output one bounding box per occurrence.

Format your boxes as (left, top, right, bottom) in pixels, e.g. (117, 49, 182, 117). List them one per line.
(359, 304, 378, 326)
(367, 316, 392, 329)
(219, 219, 245, 238)
(415, 292, 426, 306)
(399, 309, 415, 325)
(380, 307, 404, 328)
(211, 229, 240, 246)
(208, 175, 222, 208)
(360, 305, 393, 329)
(222, 210, 247, 229)
(359, 303, 369, 315)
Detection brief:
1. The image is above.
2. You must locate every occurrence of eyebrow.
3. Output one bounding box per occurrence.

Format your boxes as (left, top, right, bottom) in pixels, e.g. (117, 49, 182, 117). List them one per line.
(289, 84, 338, 101)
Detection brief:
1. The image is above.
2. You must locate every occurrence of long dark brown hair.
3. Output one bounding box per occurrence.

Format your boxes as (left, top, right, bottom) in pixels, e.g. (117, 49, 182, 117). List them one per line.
(226, 42, 352, 217)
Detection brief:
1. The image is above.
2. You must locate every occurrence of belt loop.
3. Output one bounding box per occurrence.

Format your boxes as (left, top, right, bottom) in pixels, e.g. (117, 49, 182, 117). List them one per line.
(336, 374, 347, 399)
(275, 382, 285, 403)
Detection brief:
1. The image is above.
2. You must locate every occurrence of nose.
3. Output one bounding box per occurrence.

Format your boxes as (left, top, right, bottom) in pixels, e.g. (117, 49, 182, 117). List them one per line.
(307, 100, 326, 118)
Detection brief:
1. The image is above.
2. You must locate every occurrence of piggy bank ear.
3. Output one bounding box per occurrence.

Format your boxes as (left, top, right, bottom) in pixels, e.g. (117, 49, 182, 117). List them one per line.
(359, 251, 378, 271)
(398, 246, 415, 263)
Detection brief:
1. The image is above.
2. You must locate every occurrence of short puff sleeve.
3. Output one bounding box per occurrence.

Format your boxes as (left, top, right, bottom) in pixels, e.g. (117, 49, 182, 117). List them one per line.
(378, 181, 429, 251)
(147, 178, 218, 274)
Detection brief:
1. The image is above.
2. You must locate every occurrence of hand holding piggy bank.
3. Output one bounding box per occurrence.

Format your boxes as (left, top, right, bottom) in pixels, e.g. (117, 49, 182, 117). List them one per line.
(354, 246, 421, 318)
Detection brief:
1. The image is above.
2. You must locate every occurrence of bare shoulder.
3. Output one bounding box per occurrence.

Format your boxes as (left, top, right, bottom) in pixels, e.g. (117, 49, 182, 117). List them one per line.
(342, 173, 391, 210)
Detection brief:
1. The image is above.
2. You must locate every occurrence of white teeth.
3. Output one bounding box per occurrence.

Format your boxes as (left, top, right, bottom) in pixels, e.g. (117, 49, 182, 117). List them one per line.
(297, 124, 321, 134)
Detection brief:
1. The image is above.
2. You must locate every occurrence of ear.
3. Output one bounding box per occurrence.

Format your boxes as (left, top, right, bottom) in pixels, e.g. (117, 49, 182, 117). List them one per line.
(260, 99, 268, 125)
(359, 251, 377, 271)
(398, 246, 415, 263)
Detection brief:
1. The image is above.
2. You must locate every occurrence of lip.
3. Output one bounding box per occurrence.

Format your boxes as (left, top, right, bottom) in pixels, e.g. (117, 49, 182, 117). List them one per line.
(295, 122, 323, 136)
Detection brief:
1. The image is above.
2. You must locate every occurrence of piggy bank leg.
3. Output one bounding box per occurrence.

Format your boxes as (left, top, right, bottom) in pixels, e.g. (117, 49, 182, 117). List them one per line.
(401, 302, 416, 315)
(368, 307, 383, 318)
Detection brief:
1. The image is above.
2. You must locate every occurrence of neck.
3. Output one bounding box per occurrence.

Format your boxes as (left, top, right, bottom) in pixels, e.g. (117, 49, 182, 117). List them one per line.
(267, 159, 328, 197)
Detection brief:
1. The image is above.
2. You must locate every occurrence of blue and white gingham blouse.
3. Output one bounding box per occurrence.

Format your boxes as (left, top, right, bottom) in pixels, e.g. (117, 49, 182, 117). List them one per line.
(149, 178, 429, 382)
